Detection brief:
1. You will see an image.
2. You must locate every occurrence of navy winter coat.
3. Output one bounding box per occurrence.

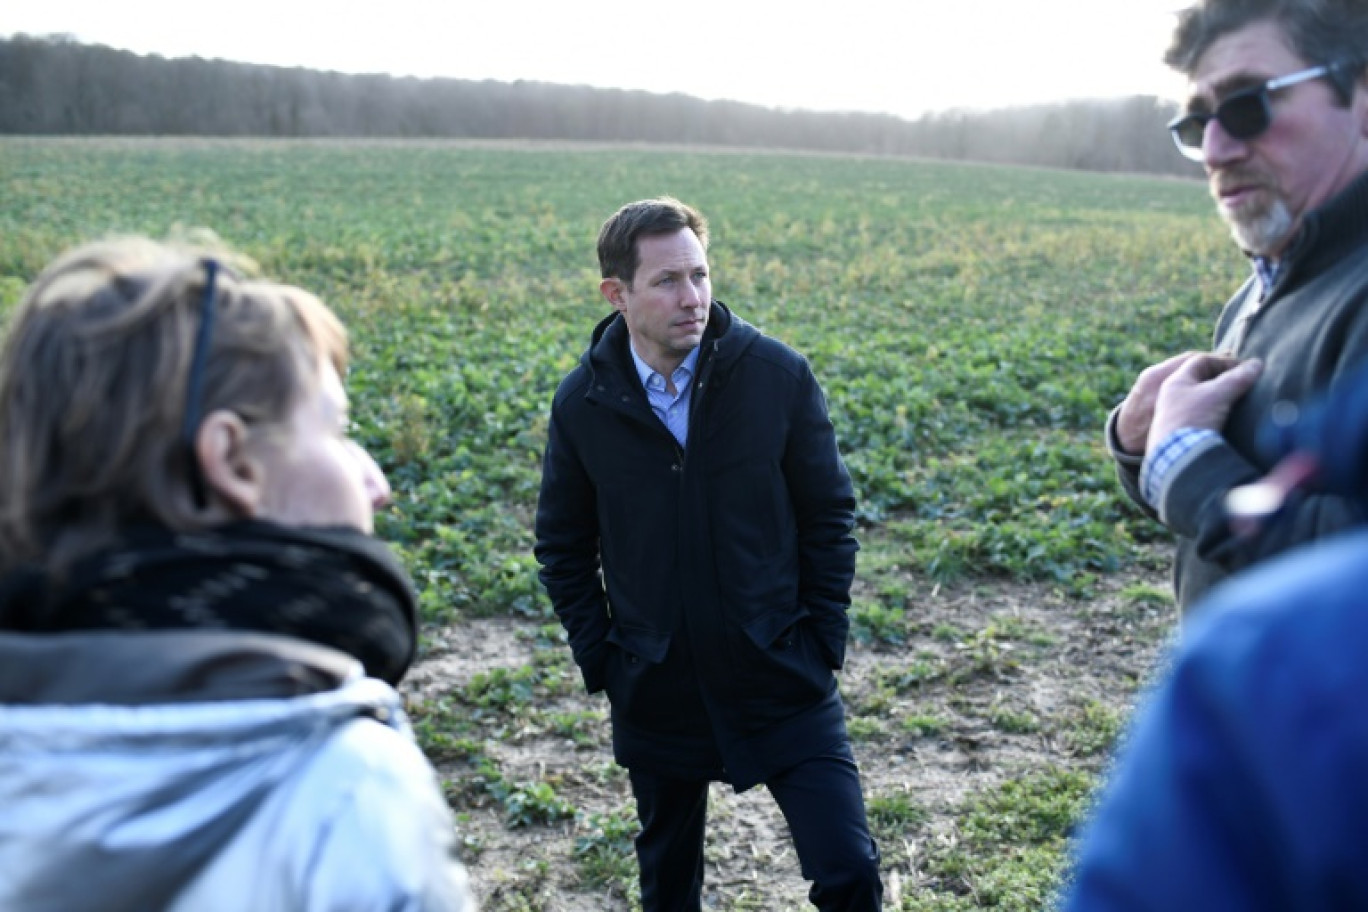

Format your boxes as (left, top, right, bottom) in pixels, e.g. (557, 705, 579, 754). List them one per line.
(1064, 529, 1368, 909)
(534, 301, 858, 790)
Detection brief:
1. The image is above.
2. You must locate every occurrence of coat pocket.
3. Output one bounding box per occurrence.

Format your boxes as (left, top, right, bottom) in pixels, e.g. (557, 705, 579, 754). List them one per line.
(740, 603, 810, 650)
(733, 603, 832, 717)
(606, 625, 672, 665)
(602, 625, 676, 719)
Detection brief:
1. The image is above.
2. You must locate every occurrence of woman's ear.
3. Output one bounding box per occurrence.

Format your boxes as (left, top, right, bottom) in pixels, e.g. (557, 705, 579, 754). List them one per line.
(195, 409, 265, 517)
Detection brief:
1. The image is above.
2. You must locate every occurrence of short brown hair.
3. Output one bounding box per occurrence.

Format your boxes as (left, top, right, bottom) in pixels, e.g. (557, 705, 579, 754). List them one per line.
(0, 236, 348, 574)
(596, 197, 709, 286)
(1167, 0, 1368, 101)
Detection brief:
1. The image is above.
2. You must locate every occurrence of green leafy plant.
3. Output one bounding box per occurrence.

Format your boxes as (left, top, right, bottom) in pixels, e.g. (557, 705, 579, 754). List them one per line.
(0, 138, 1208, 910)
(574, 806, 639, 892)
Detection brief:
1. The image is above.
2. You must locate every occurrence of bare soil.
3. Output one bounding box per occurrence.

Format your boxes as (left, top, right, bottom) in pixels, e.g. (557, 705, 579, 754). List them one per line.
(404, 561, 1173, 911)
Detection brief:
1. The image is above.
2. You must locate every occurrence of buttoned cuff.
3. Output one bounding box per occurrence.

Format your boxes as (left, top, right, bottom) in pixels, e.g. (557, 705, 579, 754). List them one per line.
(1141, 428, 1223, 518)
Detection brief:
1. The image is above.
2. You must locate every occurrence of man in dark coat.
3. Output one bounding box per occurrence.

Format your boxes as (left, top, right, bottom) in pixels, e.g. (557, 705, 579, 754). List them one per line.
(1105, 0, 1368, 617)
(534, 197, 882, 911)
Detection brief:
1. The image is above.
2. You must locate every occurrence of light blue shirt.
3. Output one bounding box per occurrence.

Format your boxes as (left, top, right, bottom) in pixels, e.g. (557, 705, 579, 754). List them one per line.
(629, 345, 698, 447)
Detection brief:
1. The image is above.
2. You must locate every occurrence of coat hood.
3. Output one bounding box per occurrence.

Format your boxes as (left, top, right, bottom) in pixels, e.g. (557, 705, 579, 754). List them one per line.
(0, 629, 357, 705)
(582, 299, 759, 380)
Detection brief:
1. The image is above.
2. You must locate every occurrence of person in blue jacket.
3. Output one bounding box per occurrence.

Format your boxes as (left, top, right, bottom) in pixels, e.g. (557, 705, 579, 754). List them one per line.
(1065, 312, 1368, 904)
(534, 197, 882, 911)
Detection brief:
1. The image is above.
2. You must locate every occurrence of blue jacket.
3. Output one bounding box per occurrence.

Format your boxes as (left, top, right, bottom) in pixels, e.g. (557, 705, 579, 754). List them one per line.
(1064, 529, 1368, 910)
(534, 301, 858, 789)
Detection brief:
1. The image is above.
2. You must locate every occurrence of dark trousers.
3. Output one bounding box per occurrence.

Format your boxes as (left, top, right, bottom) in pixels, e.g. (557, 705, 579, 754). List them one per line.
(629, 741, 883, 911)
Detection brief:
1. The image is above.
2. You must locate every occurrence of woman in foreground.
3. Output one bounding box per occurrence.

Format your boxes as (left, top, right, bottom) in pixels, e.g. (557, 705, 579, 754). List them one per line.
(0, 237, 474, 911)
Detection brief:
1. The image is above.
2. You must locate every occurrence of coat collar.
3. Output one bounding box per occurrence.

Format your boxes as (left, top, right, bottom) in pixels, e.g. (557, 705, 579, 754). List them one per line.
(1274, 167, 1368, 283)
(0, 630, 357, 705)
(583, 300, 755, 381)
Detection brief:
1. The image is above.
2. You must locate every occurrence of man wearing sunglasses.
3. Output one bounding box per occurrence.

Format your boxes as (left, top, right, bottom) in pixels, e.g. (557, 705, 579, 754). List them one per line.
(1106, 0, 1368, 618)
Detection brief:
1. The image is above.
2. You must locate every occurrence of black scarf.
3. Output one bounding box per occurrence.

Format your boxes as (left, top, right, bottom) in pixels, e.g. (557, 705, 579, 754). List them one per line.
(0, 521, 418, 684)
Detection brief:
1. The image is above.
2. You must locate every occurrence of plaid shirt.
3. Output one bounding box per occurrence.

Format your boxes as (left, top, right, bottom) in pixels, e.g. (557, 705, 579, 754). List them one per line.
(1253, 256, 1280, 301)
(1141, 427, 1222, 512)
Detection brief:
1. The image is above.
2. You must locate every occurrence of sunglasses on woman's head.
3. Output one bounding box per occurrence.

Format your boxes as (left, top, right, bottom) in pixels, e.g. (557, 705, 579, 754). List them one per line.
(182, 259, 219, 509)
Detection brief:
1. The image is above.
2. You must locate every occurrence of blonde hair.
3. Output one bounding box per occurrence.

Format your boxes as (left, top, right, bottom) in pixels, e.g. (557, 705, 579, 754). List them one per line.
(0, 236, 348, 574)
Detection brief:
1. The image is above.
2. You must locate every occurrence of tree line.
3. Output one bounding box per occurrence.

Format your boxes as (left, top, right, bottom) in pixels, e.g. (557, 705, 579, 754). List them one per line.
(0, 34, 1199, 177)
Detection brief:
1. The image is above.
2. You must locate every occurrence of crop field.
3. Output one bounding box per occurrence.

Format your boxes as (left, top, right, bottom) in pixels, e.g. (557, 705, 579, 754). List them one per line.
(1, 137, 1237, 909)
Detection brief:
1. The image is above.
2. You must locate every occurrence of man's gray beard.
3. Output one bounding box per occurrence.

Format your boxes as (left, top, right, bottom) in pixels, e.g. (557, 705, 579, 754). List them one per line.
(1224, 196, 1295, 257)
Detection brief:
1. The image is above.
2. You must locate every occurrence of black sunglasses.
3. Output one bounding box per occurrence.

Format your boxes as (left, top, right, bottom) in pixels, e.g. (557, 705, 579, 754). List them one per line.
(182, 258, 220, 508)
(1167, 63, 1335, 161)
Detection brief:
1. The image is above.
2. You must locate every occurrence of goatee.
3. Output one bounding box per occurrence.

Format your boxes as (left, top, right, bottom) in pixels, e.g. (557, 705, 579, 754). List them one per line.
(1223, 195, 1295, 258)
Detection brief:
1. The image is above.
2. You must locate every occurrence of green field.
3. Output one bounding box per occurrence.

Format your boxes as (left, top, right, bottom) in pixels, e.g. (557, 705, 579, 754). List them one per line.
(1, 138, 1235, 909)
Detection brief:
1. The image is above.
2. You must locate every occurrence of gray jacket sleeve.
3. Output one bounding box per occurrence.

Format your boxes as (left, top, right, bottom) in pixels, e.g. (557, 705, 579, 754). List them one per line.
(1104, 405, 1157, 522)
(1159, 437, 1363, 582)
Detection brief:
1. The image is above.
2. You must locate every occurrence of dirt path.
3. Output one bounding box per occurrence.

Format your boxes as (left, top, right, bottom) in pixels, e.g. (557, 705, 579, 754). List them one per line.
(404, 566, 1174, 910)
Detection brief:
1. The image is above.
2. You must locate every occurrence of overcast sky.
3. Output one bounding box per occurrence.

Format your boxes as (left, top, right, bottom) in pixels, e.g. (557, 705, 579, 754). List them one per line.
(4, 1, 1190, 120)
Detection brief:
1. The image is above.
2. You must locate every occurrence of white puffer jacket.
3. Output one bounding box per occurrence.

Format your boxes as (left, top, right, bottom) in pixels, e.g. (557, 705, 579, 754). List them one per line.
(0, 631, 475, 912)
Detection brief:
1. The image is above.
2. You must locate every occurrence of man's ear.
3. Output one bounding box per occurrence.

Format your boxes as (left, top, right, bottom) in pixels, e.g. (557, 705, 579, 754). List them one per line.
(600, 277, 627, 312)
(195, 409, 264, 518)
